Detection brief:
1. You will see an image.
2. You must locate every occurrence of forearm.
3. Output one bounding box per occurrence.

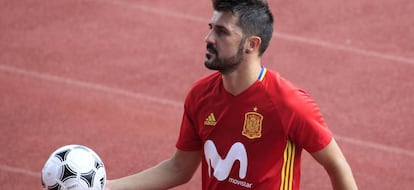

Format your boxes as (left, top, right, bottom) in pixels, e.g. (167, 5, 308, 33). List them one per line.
(312, 139, 358, 190)
(326, 160, 358, 190)
(107, 150, 201, 190)
(108, 159, 190, 190)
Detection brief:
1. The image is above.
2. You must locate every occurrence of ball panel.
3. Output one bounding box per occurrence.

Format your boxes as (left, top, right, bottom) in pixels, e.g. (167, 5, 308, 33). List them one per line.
(42, 156, 64, 187)
(63, 177, 89, 190)
(66, 148, 95, 173)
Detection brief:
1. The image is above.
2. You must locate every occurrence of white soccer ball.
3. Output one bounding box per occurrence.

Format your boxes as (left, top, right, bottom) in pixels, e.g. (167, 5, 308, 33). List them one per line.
(41, 145, 106, 190)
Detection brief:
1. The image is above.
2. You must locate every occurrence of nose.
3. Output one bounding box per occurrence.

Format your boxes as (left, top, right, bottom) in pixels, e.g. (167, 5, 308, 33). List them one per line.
(204, 30, 215, 44)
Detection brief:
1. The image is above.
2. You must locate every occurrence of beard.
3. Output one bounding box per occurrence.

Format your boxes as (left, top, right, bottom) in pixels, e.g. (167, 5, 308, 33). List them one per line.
(204, 40, 245, 74)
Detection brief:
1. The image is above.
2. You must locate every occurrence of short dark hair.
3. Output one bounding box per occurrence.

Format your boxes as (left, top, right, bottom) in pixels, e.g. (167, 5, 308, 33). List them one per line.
(212, 0, 274, 56)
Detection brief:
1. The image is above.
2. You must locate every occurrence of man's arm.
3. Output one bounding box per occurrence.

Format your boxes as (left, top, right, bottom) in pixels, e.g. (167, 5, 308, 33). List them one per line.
(311, 138, 358, 190)
(106, 149, 201, 190)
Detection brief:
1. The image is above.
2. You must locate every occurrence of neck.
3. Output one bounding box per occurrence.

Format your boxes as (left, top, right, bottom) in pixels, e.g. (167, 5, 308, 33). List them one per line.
(221, 58, 262, 96)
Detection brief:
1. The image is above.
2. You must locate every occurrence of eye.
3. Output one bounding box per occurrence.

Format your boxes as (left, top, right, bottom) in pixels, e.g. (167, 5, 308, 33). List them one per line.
(215, 29, 224, 36)
(215, 27, 228, 37)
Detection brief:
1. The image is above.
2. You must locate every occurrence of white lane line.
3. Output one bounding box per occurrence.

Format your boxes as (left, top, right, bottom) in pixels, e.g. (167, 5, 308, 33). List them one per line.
(0, 164, 39, 177)
(100, 0, 414, 65)
(1, 64, 414, 158)
(100, 0, 208, 23)
(335, 135, 414, 158)
(273, 32, 414, 65)
(0, 64, 182, 108)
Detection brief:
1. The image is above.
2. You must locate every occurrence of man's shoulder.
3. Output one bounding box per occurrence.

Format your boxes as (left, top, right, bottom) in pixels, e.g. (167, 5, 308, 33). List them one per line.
(261, 69, 297, 93)
(262, 69, 314, 106)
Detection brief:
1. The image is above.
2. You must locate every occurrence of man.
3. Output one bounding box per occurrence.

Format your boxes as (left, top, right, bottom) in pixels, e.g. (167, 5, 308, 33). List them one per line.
(106, 0, 358, 189)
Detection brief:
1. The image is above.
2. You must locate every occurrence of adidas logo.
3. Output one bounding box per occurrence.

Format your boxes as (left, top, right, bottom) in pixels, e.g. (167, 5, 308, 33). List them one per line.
(204, 113, 217, 126)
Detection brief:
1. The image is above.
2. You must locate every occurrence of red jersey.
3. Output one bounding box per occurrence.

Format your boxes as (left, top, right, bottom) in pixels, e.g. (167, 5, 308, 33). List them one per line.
(176, 68, 332, 190)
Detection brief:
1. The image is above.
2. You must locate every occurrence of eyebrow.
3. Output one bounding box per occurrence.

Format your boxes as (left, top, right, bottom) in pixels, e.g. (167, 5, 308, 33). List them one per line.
(209, 23, 230, 33)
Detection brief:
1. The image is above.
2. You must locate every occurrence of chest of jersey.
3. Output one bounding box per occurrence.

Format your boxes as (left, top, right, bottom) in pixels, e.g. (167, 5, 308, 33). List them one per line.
(194, 81, 287, 144)
(193, 82, 295, 189)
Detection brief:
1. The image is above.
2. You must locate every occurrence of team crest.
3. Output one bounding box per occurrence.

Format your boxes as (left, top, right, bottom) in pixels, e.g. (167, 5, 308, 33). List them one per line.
(242, 108, 263, 139)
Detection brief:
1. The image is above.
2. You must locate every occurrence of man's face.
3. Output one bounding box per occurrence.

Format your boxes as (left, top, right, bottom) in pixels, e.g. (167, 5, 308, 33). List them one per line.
(204, 11, 246, 74)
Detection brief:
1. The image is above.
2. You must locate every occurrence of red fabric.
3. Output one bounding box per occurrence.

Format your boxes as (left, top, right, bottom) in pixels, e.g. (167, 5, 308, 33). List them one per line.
(176, 69, 332, 189)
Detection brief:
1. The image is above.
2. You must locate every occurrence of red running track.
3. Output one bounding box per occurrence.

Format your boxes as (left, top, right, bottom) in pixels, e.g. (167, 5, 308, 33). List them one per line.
(1, 0, 413, 189)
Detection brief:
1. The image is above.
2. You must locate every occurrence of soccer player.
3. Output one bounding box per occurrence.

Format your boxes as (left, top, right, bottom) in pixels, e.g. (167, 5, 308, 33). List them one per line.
(106, 0, 358, 189)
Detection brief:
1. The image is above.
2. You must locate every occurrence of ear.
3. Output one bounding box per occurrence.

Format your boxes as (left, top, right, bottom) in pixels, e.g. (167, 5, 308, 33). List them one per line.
(245, 36, 262, 54)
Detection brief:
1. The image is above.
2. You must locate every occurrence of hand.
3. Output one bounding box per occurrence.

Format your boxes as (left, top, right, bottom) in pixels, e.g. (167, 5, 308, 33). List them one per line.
(104, 180, 113, 190)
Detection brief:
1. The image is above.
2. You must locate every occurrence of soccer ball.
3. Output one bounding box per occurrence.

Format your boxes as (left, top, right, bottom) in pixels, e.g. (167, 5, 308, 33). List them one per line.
(41, 145, 106, 190)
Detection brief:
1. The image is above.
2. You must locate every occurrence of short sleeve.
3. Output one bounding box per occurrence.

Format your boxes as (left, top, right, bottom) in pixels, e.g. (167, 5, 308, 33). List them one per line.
(286, 90, 333, 153)
(175, 95, 202, 151)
